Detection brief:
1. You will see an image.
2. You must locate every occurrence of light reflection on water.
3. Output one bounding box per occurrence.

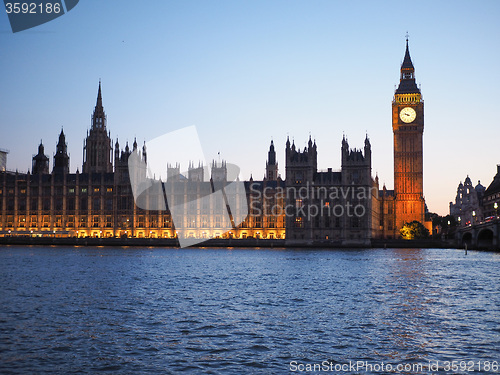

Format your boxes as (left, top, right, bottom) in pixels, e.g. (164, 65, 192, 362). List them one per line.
(0, 247, 499, 374)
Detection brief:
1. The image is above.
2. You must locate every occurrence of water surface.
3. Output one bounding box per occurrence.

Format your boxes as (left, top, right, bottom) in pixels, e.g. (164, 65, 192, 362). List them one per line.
(0, 247, 499, 374)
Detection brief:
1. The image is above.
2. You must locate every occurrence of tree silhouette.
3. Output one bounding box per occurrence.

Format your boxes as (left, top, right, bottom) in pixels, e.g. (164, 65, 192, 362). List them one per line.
(400, 220, 430, 240)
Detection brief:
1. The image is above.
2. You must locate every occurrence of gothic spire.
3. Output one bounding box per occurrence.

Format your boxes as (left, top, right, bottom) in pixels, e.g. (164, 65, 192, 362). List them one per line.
(96, 80, 103, 109)
(83, 80, 113, 173)
(92, 80, 106, 130)
(54, 129, 69, 174)
(33, 140, 49, 174)
(268, 139, 276, 165)
(401, 38, 414, 71)
(395, 37, 420, 94)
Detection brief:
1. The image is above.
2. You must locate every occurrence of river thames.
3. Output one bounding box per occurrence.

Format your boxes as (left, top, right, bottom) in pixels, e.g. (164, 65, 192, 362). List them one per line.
(0, 247, 498, 374)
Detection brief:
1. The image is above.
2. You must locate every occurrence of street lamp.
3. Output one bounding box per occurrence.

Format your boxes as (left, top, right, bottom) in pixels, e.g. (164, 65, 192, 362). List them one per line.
(494, 202, 498, 218)
(472, 210, 476, 225)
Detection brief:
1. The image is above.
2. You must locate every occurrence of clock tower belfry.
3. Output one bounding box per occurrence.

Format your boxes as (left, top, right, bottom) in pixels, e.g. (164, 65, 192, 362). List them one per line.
(393, 37, 425, 230)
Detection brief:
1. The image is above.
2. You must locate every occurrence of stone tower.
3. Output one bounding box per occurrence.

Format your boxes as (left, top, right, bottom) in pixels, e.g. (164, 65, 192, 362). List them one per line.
(53, 129, 69, 174)
(393, 38, 425, 229)
(341, 135, 371, 186)
(32, 141, 49, 174)
(285, 136, 317, 186)
(265, 140, 278, 181)
(82, 81, 113, 174)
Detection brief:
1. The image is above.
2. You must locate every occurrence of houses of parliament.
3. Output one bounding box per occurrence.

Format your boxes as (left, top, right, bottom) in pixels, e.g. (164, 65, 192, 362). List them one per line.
(0, 40, 430, 243)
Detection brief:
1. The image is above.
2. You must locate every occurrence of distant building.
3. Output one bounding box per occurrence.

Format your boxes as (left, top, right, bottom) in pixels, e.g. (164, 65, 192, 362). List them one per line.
(483, 165, 500, 220)
(0, 149, 7, 172)
(450, 176, 485, 226)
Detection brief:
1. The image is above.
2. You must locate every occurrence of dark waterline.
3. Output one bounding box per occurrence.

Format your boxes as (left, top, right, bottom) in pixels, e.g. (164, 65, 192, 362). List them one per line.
(0, 247, 499, 374)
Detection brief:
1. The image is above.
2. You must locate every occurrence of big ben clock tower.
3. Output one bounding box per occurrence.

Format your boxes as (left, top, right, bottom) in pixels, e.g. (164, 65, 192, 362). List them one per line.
(393, 37, 425, 230)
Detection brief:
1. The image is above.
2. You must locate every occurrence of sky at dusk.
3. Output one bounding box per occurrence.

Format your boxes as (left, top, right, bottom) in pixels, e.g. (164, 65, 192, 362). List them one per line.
(1, 0, 499, 215)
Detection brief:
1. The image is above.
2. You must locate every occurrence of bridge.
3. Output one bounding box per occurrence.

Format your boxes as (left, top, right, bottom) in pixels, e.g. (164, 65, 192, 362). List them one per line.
(456, 219, 500, 250)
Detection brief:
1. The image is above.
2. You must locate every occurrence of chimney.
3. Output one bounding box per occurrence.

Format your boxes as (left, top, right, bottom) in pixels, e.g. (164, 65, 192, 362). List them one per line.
(497, 164, 500, 174)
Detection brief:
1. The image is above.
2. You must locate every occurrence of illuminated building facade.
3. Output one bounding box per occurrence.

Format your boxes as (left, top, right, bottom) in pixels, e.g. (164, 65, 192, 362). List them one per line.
(0, 83, 287, 239)
(392, 38, 426, 230)
(0, 149, 7, 172)
(450, 176, 485, 226)
(0, 41, 430, 241)
(283, 135, 380, 244)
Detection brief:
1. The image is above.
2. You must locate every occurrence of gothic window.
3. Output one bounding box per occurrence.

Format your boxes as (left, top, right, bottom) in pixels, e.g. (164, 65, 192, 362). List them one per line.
(92, 198, 100, 211)
(163, 216, 171, 228)
(138, 216, 145, 228)
(80, 198, 88, 212)
(67, 198, 75, 211)
(268, 216, 276, 228)
(151, 216, 158, 228)
(18, 199, 26, 211)
(335, 217, 340, 228)
(188, 216, 196, 228)
(295, 172, 303, 184)
(105, 198, 113, 211)
(352, 217, 359, 228)
(295, 217, 303, 228)
(254, 217, 262, 228)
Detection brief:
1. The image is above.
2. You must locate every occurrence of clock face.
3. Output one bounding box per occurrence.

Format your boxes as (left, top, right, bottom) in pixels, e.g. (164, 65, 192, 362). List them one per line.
(400, 107, 416, 123)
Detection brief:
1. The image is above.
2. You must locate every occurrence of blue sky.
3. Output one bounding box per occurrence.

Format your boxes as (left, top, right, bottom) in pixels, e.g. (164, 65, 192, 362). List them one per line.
(1, 0, 499, 215)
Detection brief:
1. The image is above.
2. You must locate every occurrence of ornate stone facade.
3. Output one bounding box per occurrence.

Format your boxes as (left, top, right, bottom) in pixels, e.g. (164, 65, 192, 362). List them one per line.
(450, 176, 485, 226)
